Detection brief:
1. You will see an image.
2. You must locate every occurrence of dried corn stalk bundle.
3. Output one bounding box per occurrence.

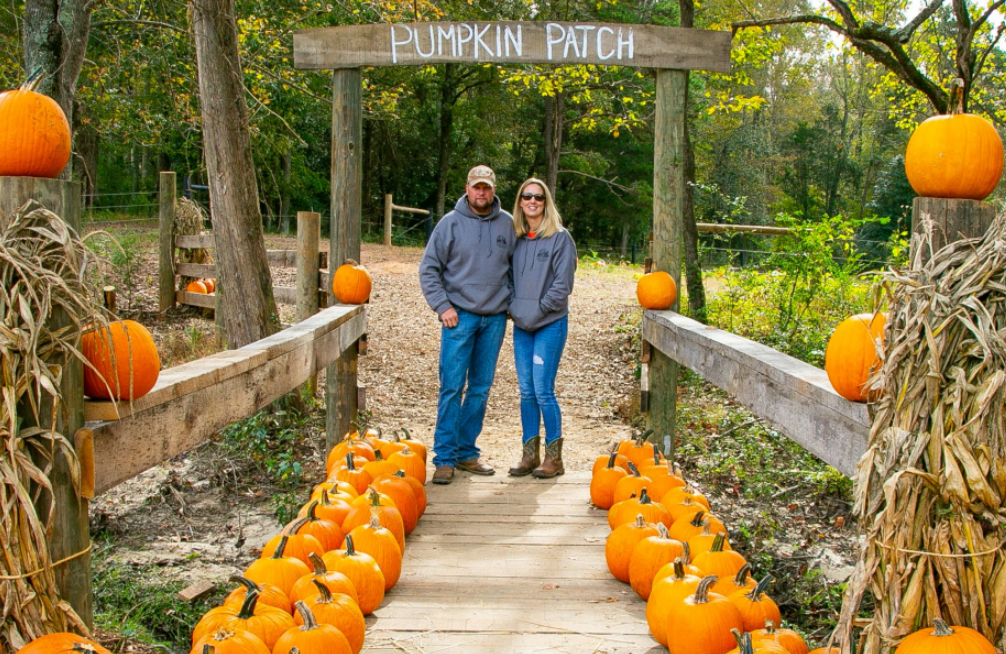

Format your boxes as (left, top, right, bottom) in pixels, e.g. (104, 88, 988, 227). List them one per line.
(175, 197, 213, 293)
(832, 216, 1006, 653)
(0, 201, 106, 650)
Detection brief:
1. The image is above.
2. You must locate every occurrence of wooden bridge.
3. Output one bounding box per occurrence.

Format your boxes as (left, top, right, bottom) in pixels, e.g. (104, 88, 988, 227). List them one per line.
(364, 471, 660, 653)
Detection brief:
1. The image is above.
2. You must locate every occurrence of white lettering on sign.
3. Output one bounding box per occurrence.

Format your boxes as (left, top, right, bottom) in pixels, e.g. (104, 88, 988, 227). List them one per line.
(389, 23, 633, 64)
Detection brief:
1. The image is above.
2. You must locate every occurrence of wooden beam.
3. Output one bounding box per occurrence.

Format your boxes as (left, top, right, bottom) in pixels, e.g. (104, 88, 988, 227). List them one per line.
(696, 223, 792, 235)
(176, 233, 216, 249)
(384, 193, 393, 247)
(911, 197, 995, 264)
(642, 310, 870, 476)
(648, 69, 687, 449)
(86, 305, 366, 494)
(158, 172, 176, 311)
(176, 262, 216, 278)
(294, 22, 732, 72)
(176, 290, 217, 308)
(297, 211, 322, 396)
(0, 177, 92, 626)
(328, 68, 363, 448)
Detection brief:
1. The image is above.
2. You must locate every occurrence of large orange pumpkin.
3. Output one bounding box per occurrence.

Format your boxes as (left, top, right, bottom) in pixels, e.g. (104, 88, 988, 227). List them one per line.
(824, 313, 886, 402)
(0, 76, 71, 178)
(905, 83, 1003, 200)
(332, 259, 372, 304)
(636, 270, 677, 310)
(16, 634, 112, 654)
(893, 618, 997, 654)
(82, 320, 160, 400)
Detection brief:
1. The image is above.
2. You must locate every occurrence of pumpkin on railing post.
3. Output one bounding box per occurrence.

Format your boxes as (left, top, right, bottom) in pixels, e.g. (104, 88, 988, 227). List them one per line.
(0, 69, 71, 179)
(332, 259, 372, 305)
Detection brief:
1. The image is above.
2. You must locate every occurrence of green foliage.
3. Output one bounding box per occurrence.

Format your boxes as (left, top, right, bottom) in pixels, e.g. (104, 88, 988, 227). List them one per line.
(704, 213, 882, 366)
(92, 545, 225, 647)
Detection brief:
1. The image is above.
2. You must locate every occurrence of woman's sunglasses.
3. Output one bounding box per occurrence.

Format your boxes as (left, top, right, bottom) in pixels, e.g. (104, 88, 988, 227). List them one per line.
(521, 193, 546, 201)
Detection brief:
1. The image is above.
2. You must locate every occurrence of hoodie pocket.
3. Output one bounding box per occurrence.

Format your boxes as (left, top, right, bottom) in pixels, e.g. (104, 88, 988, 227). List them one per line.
(509, 297, 545, 329)
(458, 283, 505, 307)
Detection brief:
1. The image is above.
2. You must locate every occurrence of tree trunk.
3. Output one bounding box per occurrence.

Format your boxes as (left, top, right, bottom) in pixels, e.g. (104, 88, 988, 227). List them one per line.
(543, 91, 565, 196)
(279, 152, 292, 234)
(435, 64, 456, 219)
(191, 0, 279, 347)
(23, 0, 92, 179)
(74, 103, 98, 206)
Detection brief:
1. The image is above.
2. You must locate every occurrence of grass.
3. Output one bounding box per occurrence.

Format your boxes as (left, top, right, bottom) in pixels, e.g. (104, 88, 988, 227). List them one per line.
(92, 542, 226, 647)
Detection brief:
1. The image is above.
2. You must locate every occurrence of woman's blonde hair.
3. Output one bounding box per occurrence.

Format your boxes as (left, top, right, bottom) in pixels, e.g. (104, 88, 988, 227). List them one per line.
(512, 178, 564, 239)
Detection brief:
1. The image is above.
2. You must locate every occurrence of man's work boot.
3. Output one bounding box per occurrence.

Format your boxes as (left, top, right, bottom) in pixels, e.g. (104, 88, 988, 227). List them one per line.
(508, 437, 541, 477)
(532, 438, 564, 478)
(432, 465, 455, 485)
(457, 458, 495, 475)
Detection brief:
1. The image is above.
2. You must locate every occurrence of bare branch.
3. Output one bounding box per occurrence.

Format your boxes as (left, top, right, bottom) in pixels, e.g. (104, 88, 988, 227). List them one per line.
(91, 19, 187, 34)
(732, 14, 843, 34)
(895, 0, 945, 42)
(558, 169, 633, 201)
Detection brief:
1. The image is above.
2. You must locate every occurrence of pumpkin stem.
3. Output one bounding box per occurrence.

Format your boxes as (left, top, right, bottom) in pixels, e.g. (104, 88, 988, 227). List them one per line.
(22, 67, 44, 92)
(689, 511, 706, 528)
(272, 534, 292, 559)
(932, 618, 955, 637)
(633, 514, 647, 528)
(312, 578, 335, 603)
(345, 452, 356, 470)
(638, 487, 652, 504)
(733, 563, 752, 585)
(237, 587, 261, 619)
(374, 449, 386, 461)
(747, 574, 773, 601)
(401, 427, 411, 439)
(711, 531, 727, 552)
(368, 487, 383, 506)
(682, 541, 692, 564)
(763, 620, 778, 634)
(949, 78, 965, 115)
(294, 600, 320, 630)
(627, 460, 641, 478)
(202, 645, 215, 654)
(305, 500, 321, 521)
(286, 515, 310, 535)
(344, 258, 360, 266)
(606, 450, 619, 468)
(344, 533, 357, 556)
(229, 575, 262, 593)
(672, 557, 686, 580)
(657, 522, 670, 539)
(730, 628, 753, 654)
(370, 506, 384, 529)
(699, 518, 712, 537)
(692, 575, 718, 604)
(651, 444, 661, 465)
(640, 427, 654, 441)
(308, 551, 328, 575)
(393, 469, 407, 479)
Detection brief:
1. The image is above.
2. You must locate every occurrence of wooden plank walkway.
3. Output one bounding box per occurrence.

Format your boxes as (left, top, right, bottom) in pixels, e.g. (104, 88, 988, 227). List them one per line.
(362, 471, 662, 653)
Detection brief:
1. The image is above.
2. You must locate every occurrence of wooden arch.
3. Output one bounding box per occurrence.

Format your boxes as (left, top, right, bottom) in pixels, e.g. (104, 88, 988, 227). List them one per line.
(293, 20, 732, 443)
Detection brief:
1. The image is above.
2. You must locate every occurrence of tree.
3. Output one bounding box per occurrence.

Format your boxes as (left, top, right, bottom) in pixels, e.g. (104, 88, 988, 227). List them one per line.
(732, 0, 1004, 113)
(191, 0, 279, 346)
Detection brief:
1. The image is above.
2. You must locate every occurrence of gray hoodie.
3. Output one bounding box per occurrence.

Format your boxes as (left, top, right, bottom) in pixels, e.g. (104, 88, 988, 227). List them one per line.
(509, 228, 577, 331)
(419, 195, 515, 316)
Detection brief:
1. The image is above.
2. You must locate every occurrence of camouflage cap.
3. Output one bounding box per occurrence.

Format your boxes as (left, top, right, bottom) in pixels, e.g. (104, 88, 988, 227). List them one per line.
(467, 165, 496, 189)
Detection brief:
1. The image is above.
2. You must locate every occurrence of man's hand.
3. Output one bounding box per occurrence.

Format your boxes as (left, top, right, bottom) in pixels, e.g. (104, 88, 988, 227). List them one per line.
(440, 307, 459, 328)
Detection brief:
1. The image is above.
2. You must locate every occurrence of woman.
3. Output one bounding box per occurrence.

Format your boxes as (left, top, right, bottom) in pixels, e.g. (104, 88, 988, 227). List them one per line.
(507, 178, 577, 478)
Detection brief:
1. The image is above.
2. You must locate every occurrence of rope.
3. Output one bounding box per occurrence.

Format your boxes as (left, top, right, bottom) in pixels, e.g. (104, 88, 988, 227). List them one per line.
(874, 537, 1006, 559)
(0, 542, 93, 581)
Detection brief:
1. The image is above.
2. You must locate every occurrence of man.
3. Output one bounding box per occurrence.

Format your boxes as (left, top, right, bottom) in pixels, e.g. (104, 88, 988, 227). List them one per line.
(419, 165, 515, 485)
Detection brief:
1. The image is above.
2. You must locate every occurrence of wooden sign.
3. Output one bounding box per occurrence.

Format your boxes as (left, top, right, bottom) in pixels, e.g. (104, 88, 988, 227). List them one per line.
(294, 21, 732, 72)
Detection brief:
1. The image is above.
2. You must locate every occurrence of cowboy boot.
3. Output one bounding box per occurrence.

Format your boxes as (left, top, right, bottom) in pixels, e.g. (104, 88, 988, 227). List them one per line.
(532, 438, 564, 478)
(508, 437, 540, 476)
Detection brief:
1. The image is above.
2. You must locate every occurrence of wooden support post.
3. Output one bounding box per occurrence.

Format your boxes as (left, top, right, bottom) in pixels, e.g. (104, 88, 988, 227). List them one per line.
(297, 211, 321, 397)
(327, 68, 362, 449)
(911, 197, 995, 266)
(159, 171, 177, 311)
(384, 193, 393, 247)
(648, 69, 687, 451)
(0, 177, 91, 626)
(103, 286, 117, 315)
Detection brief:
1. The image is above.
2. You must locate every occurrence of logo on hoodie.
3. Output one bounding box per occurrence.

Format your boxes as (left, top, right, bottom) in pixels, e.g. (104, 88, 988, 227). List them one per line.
(537, 249, 550, 261)
(496, 234, 508, 248)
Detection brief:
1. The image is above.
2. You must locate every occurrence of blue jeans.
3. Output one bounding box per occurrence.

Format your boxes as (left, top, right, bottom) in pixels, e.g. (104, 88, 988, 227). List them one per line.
(432, 309, 507, 467)
(514, 316, 568, 444)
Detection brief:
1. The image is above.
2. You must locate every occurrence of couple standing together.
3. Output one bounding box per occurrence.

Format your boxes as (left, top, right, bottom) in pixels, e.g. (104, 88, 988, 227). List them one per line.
(419, 165, 577, 485)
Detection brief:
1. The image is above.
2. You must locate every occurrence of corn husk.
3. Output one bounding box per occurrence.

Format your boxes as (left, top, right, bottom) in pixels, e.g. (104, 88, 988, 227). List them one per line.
(0, 201, 106, 649)
(831, 215, 1006, 653)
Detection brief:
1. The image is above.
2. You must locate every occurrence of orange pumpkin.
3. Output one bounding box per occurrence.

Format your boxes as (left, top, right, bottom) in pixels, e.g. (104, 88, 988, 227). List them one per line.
(272, 601, 353, 654)
(203, 278, 216, 293)
(348, 509, 404, 590)
(905, 82, 1004, 201)
(606, 514, 660, 583)
(664, 576, 744, 654)
(750, 620, 810, 654)
(729, 575, 782, 633)
(191, 589, 295, 650)
(590, 450, 629, 510)
(894, 618, 997, 654)
(636, 270, 677, 310)
(188, 628, 270, 654)
(82, 320, 160, 400)
(646, 558, 702, 647)
(322, 534, 386, 615)
(343, 487, 405, 551)
(186, 280, 209, 294)
(371, 473, 419, 534)
(15, 634, 112, 654)
(0, 75, 71, 178)
(289, 552, 359, 607)
(224, 575, 292, 614)
(299, 581, 367, 654)
(243, 535, 311, 595)
(628, 522, 684, 600)
(825, 313, 886, 402)
(285, 505, 345, 552)
(692, 533, 747, 578)
(333, 258, 372, 304)
(262, 528, 325, 567)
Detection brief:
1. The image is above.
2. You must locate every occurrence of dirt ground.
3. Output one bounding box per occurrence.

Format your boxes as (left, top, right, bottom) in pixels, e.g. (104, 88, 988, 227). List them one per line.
(88, 232, 859, 650)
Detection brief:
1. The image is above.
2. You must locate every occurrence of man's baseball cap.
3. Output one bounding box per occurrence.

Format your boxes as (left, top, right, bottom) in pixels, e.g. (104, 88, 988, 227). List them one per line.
(467, 165, 496, 189)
